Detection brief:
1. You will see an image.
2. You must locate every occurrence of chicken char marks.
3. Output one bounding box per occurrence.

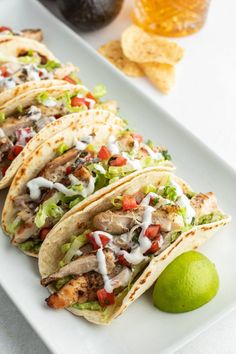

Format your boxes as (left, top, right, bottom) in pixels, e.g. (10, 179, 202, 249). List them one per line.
(92, 204, 184, 234)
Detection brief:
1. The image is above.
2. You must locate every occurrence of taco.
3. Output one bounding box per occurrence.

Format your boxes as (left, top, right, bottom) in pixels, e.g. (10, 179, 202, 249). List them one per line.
(2, 111, 173, 256)
(0, 25, 43, 41)
(0, 83, 116, 189)
(38, 170, 230, 325)
(0, 35, 80, 103)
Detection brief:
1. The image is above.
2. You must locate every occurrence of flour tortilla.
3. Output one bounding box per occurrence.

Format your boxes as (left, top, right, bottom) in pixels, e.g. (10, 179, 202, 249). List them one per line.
(0, 83, 91, 189)
(38, 170, 230, 324)
(2, 112, 174, 257)
(0, 36, 57, 61)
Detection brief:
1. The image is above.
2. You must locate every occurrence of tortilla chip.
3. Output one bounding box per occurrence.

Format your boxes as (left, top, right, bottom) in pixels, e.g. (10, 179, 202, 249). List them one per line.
(141, 63, 175, 94)
(98, 40, 143, 77)
(121, 25, 184, 65)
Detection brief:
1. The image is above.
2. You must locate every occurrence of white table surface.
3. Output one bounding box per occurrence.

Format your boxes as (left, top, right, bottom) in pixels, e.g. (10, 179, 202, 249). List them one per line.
(0, 0, 236, 353)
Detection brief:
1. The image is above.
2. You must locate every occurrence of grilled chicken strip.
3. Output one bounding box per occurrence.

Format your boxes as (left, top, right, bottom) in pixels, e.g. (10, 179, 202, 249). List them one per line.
(13, 221, 39, 245)
(93, 204, 184, 234)
(21, 28, 43, 42)
(40, 148, 79, 182)
(0, 136, 13, 162)
(41, 249, 115, 286)
(46, 267, 131, 309)
(0, 117, 33, 137)
(190, 192, 218, 218)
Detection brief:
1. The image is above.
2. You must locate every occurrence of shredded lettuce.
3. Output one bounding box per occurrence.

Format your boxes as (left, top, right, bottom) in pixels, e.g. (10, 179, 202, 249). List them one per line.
(162, 150, 172, 161)
(160, 185, 178, 202)
(18, 56, 40, 64)
(68, 196, 83, 209)
(39, 60, 60, 72)
(35, 194, 63, 228)
(0, 112, 5, 122)
(92, 84, 107, 99)
(54, 276, 72, 290)
(18, 239, 41, 254)
(59, 233, 88, 267)
(7, 217, 22, 235)
(142, 184, 157, 194)
(111, 196, 123, 209)
(146, 139, 155, 149)
(17, 105, 23, 113)
(36, 91, 50, 104)
(56, 143, 69, 155)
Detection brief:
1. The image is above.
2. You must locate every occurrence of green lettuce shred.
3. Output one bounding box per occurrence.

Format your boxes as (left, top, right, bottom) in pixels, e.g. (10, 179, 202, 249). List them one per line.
(18, 240, 41, 254)
(56, 143, 69, 155)
(0, 112, 5, 122)
(39, 60, 61, 72)
(92, 84, 107, 99)
(35, 194, 63, 228)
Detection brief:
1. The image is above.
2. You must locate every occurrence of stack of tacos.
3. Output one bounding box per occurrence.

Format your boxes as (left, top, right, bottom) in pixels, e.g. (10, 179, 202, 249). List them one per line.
(0, 25, 231, 325)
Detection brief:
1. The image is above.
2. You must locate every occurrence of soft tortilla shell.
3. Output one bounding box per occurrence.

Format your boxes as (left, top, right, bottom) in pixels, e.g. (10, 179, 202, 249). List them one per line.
(0, 84, 85, 189)
(38, 170, 231, 324)
(0, 36, 57, 61)
(1, 109, 126, 236)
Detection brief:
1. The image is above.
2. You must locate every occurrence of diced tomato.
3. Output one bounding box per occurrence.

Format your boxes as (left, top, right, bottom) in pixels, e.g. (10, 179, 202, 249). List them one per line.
(109, 155, 127, 167)
(0, 26, 12, 32)
(132, 133, 143, 143)
(63, 75, 77, 84)
(86, 233, 110, 250)
(7, 145, 23, 161)
(38, 71, 43, 77)
(97, 288, 115, 307)
(39, 228, 51, 241)
(146, 239, 160, 254)
(145, 225, 161, 240)
(71, 96, 88, 107)
(86, 92, 96, 101)
(1, 165, 8, 177)
(122, 195, 138, 211)
(98, 145, 111, 160)
(54, 114, 62, 119)
(117, 254, 130, 267)
(66, 166, 72, 175)
(0, 66, 9, 78)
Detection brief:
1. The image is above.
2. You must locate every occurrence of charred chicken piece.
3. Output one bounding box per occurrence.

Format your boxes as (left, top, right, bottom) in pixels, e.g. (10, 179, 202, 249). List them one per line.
(41, 249, 115, 287)
(21, 28, 43, 42)
(92, 204, 184, 234)
(190, 192, 218, 218)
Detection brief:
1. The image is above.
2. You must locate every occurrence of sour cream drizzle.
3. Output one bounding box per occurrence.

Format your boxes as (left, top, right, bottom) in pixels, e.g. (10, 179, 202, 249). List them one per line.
(170, 180, 196, 223)
(142, 144, 163, 161)
(91, 231, 113, 293)
(68, 174, 95, 198)
(108, 135, 120, 155)
(27, 177, 77, 200)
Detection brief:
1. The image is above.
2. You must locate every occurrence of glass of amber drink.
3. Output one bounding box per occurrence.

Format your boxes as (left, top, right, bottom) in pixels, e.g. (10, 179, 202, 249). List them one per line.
(133, 0, 211, 37)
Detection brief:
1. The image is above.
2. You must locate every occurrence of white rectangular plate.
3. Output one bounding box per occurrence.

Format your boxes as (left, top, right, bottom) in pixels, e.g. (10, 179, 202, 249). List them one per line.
(0, 1, 235, 354)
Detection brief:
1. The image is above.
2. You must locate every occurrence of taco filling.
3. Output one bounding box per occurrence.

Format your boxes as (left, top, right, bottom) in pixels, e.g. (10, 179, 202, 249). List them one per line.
(0, 86, 110, 179)
(9, 132, 172, 254)
(40, 177, 226, 311)
(0, 25, 43, 41)
(0, 52, 80, 92)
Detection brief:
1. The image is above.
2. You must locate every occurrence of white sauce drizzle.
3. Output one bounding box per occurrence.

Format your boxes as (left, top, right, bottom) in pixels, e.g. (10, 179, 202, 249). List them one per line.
(107, 135, 120, 155)
(27, 177, 78, 200)
(27, 105, 41, 121)
(170, 180, 196, 223)
(142, 144, 163, 161)
(43, 98, 58, 107)
(0, 128, 5, 138)
(122, 152, 142, 171)
(68, 174, 95, 198)
(94, 164, 106, 174)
